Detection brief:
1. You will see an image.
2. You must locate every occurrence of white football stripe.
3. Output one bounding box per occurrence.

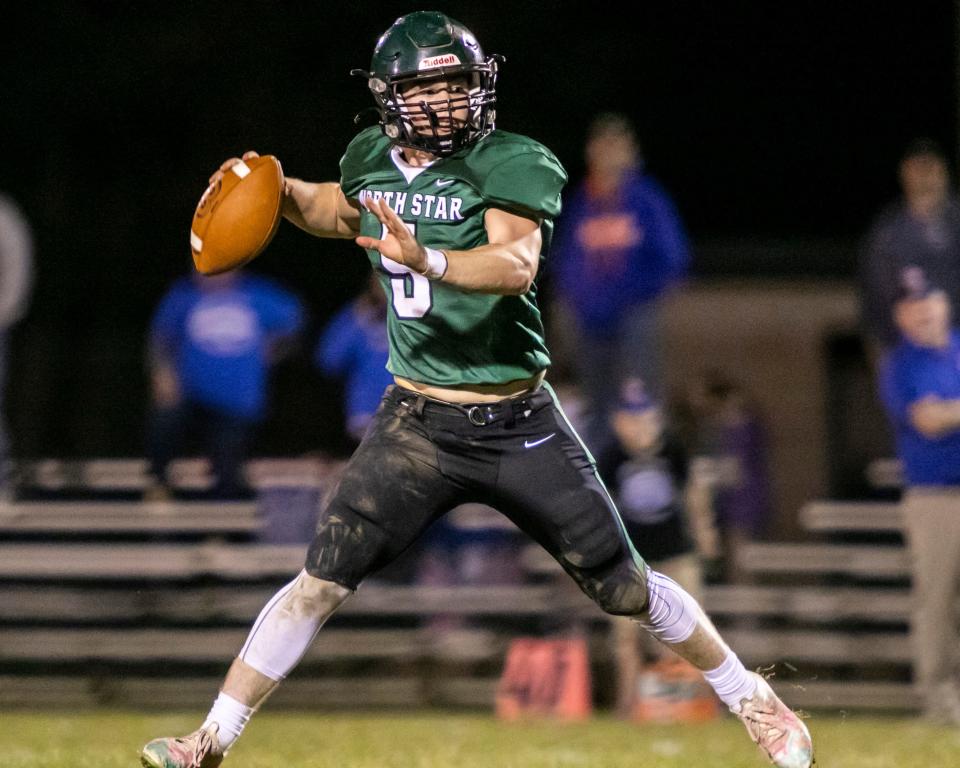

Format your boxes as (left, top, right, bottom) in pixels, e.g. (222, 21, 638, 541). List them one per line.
(190, 231, 203, 252)
(231, 160, 251, 179)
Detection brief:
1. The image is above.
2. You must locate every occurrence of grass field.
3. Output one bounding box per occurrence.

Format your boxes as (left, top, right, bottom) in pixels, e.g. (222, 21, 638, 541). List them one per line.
(2, 711, 958, 768)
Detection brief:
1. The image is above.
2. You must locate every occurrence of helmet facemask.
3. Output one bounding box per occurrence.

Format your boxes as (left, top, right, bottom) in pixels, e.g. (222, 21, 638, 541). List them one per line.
(357, 58, 500, 157)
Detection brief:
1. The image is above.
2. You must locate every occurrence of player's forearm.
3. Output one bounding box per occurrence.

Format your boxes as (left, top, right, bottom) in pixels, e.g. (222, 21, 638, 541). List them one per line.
(440, 232, 540, 296)
(443, 221, 543, 296)
(356, 198, 541, 294)
(282, 179, 358, 239)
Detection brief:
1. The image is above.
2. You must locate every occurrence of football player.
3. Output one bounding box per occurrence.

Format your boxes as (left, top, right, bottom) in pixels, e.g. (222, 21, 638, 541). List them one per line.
(141, 11, 812, 768)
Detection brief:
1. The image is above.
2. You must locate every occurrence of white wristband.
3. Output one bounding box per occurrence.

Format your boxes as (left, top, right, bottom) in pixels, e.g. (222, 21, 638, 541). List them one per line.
(421, 247, 448, 280)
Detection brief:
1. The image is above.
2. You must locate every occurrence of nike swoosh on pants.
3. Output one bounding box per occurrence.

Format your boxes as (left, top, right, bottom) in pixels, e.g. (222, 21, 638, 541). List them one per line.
(523, 433, 556, 449)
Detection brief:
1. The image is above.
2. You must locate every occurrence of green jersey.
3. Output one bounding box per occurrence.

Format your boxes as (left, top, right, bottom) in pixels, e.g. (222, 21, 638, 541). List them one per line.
(339, 126, 567, 387)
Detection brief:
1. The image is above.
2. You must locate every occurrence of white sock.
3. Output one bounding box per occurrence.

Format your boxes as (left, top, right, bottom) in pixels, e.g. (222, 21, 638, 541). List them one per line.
(203, 692, 254, 751)
(702, 651, 758, 710)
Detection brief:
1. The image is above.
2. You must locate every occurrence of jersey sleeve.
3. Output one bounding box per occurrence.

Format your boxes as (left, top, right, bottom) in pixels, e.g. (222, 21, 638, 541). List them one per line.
(339, 127, 390, 199)
(481, 149, 567, 220)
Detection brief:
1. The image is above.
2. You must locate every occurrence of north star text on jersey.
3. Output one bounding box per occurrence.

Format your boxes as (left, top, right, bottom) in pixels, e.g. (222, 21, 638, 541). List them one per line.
(357, 189, 464, 221)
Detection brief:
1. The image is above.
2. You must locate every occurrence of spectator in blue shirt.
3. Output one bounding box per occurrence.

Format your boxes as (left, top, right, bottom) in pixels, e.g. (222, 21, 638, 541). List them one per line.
(146, 270, 303, 500)
(551, 113, 690, 449)
(314, 274, 393, 445)
(879, 269, 960, 722)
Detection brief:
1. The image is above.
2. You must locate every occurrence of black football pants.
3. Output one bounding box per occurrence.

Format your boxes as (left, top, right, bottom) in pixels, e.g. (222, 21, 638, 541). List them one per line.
(305, 383, 649, 615)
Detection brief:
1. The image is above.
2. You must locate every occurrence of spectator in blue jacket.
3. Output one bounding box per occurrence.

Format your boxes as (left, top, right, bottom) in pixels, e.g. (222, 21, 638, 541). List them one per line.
(879, 269, 960, 722)
(146, 270, 303, 500)
(551, 113, 690, 448)
(314, 273, 394, 445)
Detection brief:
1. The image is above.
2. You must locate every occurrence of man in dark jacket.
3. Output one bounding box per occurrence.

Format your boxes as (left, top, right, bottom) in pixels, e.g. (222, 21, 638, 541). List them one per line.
(860, 138, 960, 356)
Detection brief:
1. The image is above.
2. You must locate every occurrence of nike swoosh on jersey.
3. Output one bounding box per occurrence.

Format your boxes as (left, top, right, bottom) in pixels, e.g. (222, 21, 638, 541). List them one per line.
(523, 433, 556, 449)
(435, 179, 455, 187)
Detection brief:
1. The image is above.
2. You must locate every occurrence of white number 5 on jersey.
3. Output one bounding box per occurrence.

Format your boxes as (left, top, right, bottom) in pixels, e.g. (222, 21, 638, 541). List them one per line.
(379, 221, 433, 319)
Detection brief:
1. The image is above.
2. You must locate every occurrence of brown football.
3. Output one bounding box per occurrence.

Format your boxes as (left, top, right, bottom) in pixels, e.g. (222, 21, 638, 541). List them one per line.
(190, 154, 284, 275)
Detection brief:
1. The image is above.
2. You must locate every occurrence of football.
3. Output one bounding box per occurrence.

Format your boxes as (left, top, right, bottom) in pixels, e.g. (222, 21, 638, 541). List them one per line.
(190, 154, 284, 275)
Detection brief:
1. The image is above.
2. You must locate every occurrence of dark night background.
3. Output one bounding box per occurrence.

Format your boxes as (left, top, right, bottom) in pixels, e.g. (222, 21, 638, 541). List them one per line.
(2, 0, 956, 458)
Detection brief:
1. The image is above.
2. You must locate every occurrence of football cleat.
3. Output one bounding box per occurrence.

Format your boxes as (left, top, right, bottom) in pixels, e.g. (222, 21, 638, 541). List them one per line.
(731, 672, 814, 768)
(139, 723, 224, 768)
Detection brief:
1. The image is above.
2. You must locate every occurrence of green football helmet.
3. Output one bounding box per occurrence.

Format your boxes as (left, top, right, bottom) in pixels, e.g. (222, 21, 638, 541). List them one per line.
(352, 11, 502, 156)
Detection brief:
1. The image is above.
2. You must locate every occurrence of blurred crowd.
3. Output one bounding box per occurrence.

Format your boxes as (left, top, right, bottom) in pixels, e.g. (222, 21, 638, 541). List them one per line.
(858, 138, 960, 722)
(3, 118, 960, 721)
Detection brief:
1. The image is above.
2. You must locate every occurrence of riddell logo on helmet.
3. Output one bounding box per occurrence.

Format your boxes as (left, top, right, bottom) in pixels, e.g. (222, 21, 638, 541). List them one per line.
(419, 54, 461, 70)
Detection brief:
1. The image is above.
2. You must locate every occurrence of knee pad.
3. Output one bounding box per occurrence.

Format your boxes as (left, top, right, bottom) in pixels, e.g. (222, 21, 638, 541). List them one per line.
(239, 570, 352, 680)
(635, 568, 700, 644)
(583, 554, 650, 616)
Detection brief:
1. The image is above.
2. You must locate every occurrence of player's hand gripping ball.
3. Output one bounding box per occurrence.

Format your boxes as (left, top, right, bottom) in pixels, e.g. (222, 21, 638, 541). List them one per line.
(190, 153, 284, 275)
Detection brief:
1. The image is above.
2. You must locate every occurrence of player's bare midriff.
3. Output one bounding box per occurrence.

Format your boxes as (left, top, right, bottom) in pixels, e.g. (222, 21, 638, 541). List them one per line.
(394, 369, 546, 404)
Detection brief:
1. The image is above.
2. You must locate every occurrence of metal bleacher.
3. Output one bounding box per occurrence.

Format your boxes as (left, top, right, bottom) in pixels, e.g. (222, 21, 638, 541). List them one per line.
(0, 458, 920, 712)
(0, 458, 592, 710)
(728, 495, 916, 712)
(521, 494, 918, 713)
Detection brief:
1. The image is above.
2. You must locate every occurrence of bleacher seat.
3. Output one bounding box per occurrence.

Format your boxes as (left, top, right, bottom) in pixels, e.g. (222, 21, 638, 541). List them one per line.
(0, 459, 924, 712)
